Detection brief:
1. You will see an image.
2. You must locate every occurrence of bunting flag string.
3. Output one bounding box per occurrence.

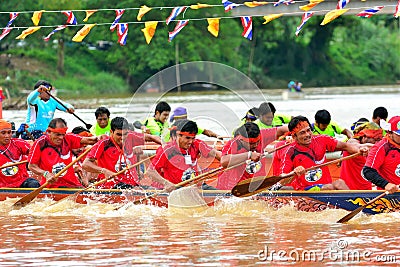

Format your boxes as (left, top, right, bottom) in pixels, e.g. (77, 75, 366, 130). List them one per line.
(0, 2, 398, 45)
(295, 12, 314, 36)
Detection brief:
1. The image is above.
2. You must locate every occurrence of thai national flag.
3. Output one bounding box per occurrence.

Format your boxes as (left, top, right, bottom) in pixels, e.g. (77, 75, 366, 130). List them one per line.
(295, 12, 314, 36)
(168, 20, 188, 42)
(395, 0, 400, 18)
(110, 9, 125, 31)
(62, 11, 77, 25)
(356, 6, 384, 18)
(0, 28, 12, 41)
(241, 16, 252, 40)
(166, 7, 188, 25)
(44, 25, 68, 41)
(6, 12, 19, 27)
(274, 0, 294, 7)
(222, 0, 240, 12)
(117, 23, 128, 46)
(336, 0, 350, 9)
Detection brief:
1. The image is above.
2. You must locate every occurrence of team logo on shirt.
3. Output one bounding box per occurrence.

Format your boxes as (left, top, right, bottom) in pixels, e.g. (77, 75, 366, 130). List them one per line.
(395, 164, 400, 177)
(1, 165, 18, 176)
(115, 158, 132, 172)
(52, 162, 67, 177)
(305, 168, 322, 182)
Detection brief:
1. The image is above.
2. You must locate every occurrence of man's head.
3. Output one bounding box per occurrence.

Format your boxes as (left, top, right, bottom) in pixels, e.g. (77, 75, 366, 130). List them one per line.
(257, 102, 276, 126)
(0, 119, 12, 146)
(47, 118, 68, 146)
(234, 122, 261, 151)
(170, 107, 187, 122)
(154, 101, 171, 124)
(94, 107, 110, 129)
(34, 80, 52, 101)
(289, 116, 312, 146)
(353, 122, 383, 144)
(243, 107, 259, 122)
(72, 126, 93, 137)
(314, 109, 331, 131)
(383, 116, 400, 144)
(171, 119, 198, 150)
(110, 117, 129, 147)
(372, 107, 388, 125)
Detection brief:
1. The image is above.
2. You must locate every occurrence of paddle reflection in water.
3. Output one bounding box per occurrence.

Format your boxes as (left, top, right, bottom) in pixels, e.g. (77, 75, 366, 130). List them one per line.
(2, 197, 400, 265)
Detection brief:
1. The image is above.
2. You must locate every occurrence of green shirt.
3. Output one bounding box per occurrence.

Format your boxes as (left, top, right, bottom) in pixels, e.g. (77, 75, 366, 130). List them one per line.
(90, 121, 111, 136)
(255, 113, 292, 129)
(143, 117, 169, 137)
(313, 121, 344, 137)
(162, 124, 204, 142)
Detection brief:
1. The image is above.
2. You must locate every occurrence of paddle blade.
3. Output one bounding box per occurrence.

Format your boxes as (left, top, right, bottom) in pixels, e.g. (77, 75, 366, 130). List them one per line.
(336, 206, 365, 223)
(85, 124, 93, 130)
(231, 175, 284, 197)
(13, 182, 49, 207)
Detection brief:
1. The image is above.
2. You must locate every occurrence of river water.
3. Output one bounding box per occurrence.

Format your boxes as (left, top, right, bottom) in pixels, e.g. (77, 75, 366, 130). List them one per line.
(1, 85, 400, 266)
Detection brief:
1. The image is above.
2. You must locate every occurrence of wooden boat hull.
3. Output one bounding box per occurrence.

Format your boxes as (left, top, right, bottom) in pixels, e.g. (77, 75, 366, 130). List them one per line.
(2, 188, 399, 215)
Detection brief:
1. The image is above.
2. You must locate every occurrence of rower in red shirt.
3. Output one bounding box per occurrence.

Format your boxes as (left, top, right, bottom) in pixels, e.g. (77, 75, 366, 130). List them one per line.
(280, 116, 368, 191)
(146, 119, 221, 191)
(340, 122, 382, 190)
(83, 117, 160, 189)
(363, 116, 400, 194)
(0, 119, 40, 188)
(28, 118, 98, 188)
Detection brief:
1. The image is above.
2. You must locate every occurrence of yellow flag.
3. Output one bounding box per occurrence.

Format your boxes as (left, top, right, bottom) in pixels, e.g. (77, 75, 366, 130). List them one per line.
(262, 14, 283, 24)
(137, 5, 152, 21)
(83, 10, 97, 22)
(300, 0, 324, 11)
(72, 24, 96, 42)
(16, 27, 41, 39)
(190, 3, 212, 9)
(141, 21, 158, 44)
(320, 9, 348, 25)
(31, 10, 45, 26)
(244, 1, 269, 7)
(207, 18, 220, 37)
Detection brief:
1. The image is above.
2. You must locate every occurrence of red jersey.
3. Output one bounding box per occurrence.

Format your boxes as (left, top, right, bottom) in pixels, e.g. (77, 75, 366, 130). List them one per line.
(149, 139, 213, 185)
(217, 128, 278, 190)
(87, 132, 145, 188)
(280, 135, 338, 190)
(0, 138, 31, 187)
(365, 138, 400, 186)
(28, 134, 83, 188)
(340, 149, 372, 190)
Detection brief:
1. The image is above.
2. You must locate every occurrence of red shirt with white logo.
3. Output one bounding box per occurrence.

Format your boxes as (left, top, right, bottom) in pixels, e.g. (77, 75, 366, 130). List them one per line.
(28, 134, 82, 188)
(0, 138, 31, 187)
(87, 132, 145, 188)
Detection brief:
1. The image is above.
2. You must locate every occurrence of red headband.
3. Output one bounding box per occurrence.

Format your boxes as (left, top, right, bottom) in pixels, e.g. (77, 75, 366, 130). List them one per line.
(47, 127, 68, 134)
(239, 135, 261, 143)
(291, 121, 310, 135)
(354, 129, 383, 140)
(177, 131, 196, 137)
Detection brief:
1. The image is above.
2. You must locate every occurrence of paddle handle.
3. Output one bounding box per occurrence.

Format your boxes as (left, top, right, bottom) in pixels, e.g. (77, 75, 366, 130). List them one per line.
(0, 160, 28, 169)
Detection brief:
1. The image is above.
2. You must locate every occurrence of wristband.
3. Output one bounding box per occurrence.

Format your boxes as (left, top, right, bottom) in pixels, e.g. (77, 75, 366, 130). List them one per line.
(248, 151, 252, 160)
(43, 171, 49, 178)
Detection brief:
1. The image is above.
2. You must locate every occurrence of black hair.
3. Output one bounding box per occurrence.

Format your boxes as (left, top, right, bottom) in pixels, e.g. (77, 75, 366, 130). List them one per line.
(111, 117, 129, 131)
(372, 107, 388, 120)
(258, 102, 276, 116)
(155, 101, 171, 114)
(72, 126, 90, 135)
(243, 107, 259, 121)
(34, 80, 52, 90)
(288, 116, 311, 132)
(315, 109, 331, 124)
(234, 122, 260, 138)
(48, 118, 67, 128)
(170, 119, 198, 138)
(95, 107, 110, 118)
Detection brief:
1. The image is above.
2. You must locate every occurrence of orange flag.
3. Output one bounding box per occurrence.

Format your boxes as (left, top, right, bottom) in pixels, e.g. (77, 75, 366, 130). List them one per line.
(141, 21, 158, 44)
(83, 10, 97, 22)
(16, 27, 41, 39)
(137, 5, 152, 21)
(262, 14, 283, 24)
(31, 10, 45, 26)
(244, 1, 269, 7)
(207, 18, 220, 37)
(72, 24, 96, 42)
(300, 0, 324, 11)
(320, 9, 348, 25)
(190, 3, 212, 9)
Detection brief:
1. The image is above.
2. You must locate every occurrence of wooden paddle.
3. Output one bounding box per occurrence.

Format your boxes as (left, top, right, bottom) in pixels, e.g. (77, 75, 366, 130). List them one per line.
(52, 155, 155, 204)
(115, 142, 291, 210)
(44, 91, 92, 130)
(0, 160, 28, 169)
(13, 147, 92, 207)
(336, 191, 389, 223)
(231, 152, 361, 197)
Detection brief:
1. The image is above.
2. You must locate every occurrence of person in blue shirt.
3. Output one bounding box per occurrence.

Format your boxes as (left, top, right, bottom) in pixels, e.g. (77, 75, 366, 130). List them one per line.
(20, 80, 74, 140)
